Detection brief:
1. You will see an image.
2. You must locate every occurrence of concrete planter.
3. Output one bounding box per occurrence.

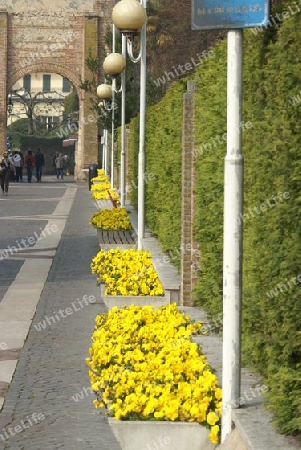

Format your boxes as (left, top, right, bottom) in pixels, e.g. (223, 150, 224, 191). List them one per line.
(93, 199, 114, 210)
(99, 284, 168, 309)
(96, 228, 137, 250)
(108, 418, 216, 450)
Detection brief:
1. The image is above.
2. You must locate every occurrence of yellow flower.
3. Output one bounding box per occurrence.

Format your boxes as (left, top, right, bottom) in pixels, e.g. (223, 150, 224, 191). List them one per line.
(209, 425, 220, 444)
(86, 304, 222, 443)
(207, 411, 219, 426)
(89, 208, 132, 230)
(91, 249, 164, 297)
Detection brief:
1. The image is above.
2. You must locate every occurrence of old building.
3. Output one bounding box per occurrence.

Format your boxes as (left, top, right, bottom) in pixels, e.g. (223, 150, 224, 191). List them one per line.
(1, 0, 115, 179)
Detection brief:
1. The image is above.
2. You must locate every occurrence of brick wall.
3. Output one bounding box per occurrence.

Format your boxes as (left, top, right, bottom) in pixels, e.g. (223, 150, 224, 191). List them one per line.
(0, 11, 8, 150)
(180, 81, 200, 306)
(0, 0, 116, 178)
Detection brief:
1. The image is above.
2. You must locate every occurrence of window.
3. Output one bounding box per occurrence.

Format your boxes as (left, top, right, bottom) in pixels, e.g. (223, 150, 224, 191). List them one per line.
(43, 74, 51, 92)
(52, 116, 60, 126)
(62, 77, 71, 93)
(23, 74, 31, 92)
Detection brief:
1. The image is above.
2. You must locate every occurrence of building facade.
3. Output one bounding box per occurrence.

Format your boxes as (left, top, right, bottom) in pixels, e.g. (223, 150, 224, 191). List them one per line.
(1, 0, 115, 179)
(8, 73, 73, 132)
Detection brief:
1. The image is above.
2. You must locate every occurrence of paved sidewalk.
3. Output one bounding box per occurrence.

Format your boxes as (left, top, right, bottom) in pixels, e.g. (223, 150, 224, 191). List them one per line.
(0, 183, 121, 449)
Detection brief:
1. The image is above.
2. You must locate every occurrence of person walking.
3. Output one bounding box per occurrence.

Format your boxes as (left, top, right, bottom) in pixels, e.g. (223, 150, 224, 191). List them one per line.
(34, 148, 45, 182)
(19, 150, 24, 181)
(0, 150, 16, 195)
(24, 150, 36, 183)
(52, 152, 59, 175)
(63, 154, 70, 176)
(55, 153, 65, 180)
(12, 150, 23, 182)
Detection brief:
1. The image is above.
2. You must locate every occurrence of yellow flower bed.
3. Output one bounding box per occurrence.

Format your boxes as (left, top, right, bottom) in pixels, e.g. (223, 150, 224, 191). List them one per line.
(91, 182, 112, 192)
(92, 190, 119, 202)
(91, 249, 164, 296)
(86, 303, 222, 444)
(91, 169, 109, 183)
(89, 208, 132, 230)
(90, 178, 120, 204)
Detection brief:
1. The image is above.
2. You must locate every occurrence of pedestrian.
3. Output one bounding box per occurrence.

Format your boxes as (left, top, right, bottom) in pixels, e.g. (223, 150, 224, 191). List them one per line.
(52, 152, 59, 175)
(12, 150, 23, 182)
(19, 150, 24, 181)
(63, 154, 70, 176)
(24, 150, 36, 183)
(34, 148, 45, 182)
(55, 153, 65, 180)
(0, 150, 16, 195)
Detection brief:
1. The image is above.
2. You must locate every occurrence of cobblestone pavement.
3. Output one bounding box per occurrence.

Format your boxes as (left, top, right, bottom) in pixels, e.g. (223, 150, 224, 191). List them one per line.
(0, 179, 121, 449)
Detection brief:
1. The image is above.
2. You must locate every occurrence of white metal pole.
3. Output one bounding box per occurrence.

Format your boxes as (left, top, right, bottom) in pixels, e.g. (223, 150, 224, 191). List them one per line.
(111, 93, 115, 186)
(120, 34, 126, 207)
(102, 130, 105, 170)
(111, 24, 116, 187)
(221, 29, 244, 443)
(103, 129, 106, 173)
(137, 0, 147, 249)
(104, 129, 109, 175)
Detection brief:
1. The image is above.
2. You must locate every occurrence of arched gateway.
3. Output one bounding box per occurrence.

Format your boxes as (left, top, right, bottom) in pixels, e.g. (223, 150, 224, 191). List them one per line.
(0, 0, 115, 179)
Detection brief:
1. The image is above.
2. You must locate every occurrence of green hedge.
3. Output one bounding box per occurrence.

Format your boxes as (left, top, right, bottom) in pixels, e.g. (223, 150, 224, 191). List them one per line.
(193, 39, 227, 317)
(126, 81, 186, 265)
(193, 7, 301, 437)
(121, 4, 301, 437)
(242, 11, 301, 435)
(9, 133, 64, 150)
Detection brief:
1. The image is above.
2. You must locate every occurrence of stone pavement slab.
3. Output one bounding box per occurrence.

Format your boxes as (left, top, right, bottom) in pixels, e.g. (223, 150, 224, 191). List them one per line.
(0, 182, 121, 449)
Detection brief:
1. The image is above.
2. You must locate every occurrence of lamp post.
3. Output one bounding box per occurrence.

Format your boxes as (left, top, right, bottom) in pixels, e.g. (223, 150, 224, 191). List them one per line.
(120, 35, 127, 207)
(112, 0, 147, 249)
(221, 29, 244, 442)
(96, 83, 113, 174)
(103, 45, 127, 206)
(103, 47, 127, 201)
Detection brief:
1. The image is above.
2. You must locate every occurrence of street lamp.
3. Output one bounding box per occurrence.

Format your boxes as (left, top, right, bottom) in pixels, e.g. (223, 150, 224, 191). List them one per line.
(112, 0, 147, 249)
(103, 52, 126, 91)
(96, 83, 113, 101)
(103, 44, 127, 205)
(97, 83, 113, 173)
(103, 44, 127, 192)
(112, 0, 146, 41)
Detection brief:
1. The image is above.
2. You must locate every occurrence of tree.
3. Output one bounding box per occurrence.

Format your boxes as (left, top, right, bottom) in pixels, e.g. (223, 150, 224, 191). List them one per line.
(8, 88, 65, 135)
(64, 89, 79, 120)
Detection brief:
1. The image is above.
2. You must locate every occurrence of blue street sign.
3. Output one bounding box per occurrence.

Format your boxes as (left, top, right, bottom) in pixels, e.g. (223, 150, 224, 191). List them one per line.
(6, 138, 11, 149)
(192, 0, 269, 30)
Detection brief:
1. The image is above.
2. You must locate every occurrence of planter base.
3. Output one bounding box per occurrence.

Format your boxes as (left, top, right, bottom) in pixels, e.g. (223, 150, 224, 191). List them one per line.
(108, 418, 216, 450)
(96, 285, 168, 308)
(93, 199, 114, 209)
(97, 228, 137, 250)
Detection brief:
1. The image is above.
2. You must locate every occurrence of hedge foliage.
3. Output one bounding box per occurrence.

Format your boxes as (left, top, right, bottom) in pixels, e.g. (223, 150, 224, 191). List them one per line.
(127, 81, 186, 265)
(9, 133, 64, 150)
(121, 4, 301, 438)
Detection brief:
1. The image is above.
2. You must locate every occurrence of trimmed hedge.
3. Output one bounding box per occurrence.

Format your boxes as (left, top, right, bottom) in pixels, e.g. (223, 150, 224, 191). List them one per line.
(193, 7, 301, 437)
(9, 134, 74, 175)
(127, 81, 186, 265)
(120, 3, 301, 437)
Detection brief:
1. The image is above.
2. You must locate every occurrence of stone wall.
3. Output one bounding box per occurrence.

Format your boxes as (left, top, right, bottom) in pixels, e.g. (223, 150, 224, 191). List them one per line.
(180, 81, 200, 306)
(0, 0, 116, 178)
